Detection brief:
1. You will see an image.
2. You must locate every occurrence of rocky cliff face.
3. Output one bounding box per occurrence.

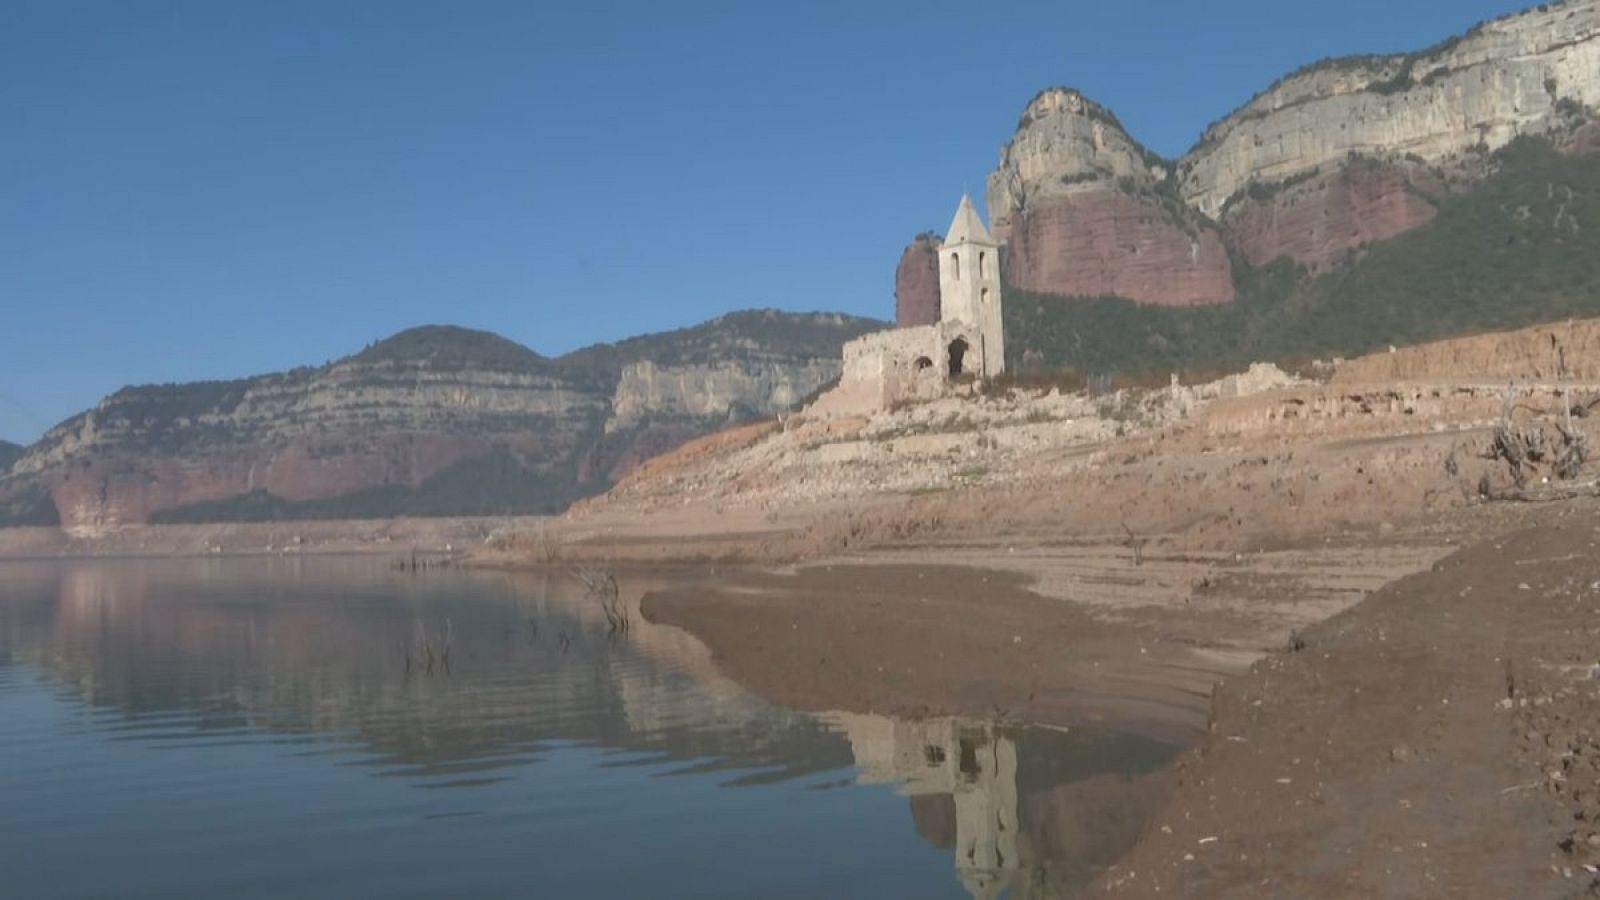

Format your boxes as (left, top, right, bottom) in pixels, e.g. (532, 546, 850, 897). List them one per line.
(981, 0, 1600, 301)
(1182, 1, 1600, 217)
(0, 312, 883, 534)
(1220, 160, 1442, 270)
(0, 441, 20, 475)
(895, 234, 942, 327)
(609, 358, 841, 427)
(999, 182, 1236, 304)
(1002, 132, 1600, 376)
(987, 89, 1236, 305)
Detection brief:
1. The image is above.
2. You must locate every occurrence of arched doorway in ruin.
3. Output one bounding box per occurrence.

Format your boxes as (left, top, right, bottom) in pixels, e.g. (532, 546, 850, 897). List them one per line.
(947, 338, 969, 378)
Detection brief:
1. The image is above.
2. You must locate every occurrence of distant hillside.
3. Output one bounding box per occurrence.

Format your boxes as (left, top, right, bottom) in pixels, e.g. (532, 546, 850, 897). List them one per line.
(0, 310, 884, 533)
(0, 441, 20, 474)
(1006, 136, 1600, 375)
(351, 324, 556, 373)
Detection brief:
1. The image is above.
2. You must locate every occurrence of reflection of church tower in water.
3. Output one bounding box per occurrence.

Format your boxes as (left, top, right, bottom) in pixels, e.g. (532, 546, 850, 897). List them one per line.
(824, 713, 1020, 899)
(953, 728, 1018, 900)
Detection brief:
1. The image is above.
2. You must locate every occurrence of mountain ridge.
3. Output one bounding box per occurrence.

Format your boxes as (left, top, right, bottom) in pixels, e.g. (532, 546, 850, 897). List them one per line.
(980, 0, 1600, 305)
(1003, 135, 1600, 374)
(0, 309, 883, 533)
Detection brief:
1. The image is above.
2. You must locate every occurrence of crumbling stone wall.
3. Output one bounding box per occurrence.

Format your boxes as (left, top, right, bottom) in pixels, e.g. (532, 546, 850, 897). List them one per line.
(813, 323, 986, 418)
(896, 235, 943, 328)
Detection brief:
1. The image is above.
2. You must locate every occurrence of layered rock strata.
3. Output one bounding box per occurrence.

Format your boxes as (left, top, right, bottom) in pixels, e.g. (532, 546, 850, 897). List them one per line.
(1181, 1, 1600, 218)
(987, 89, 1236, 305)
(0, 313, 883, 535)
(979, 1, 1600, 299)
(1000, 188, 1235, 304)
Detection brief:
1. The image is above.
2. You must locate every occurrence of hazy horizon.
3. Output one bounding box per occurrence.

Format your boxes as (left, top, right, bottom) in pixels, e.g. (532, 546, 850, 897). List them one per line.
(2, 0, 1533, 444)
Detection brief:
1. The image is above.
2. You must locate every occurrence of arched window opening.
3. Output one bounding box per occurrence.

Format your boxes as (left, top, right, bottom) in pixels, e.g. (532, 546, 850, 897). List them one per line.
(981, 287, 991, 305)
(947, 338, 969, 378)
(913, 356, 934, 372)
(978, 251, 987, 279)
(950, 252, 960, 281)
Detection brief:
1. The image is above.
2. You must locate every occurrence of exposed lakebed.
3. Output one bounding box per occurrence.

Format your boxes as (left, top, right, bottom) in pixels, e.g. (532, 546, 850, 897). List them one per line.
(0, 558, 1182, 898)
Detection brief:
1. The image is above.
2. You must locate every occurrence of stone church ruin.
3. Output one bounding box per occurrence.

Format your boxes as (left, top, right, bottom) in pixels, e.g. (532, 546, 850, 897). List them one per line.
(811, 195, 1006, 417)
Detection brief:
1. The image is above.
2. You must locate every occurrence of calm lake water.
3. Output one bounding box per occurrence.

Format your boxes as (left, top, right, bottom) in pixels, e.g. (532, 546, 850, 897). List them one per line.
(0, 557, 1181, 899)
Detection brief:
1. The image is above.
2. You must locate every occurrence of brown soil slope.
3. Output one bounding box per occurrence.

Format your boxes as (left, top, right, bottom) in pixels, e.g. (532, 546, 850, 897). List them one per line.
(1095, 501, 1600, 898)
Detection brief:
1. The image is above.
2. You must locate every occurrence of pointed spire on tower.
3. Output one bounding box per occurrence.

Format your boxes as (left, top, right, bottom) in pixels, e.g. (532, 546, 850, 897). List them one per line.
(944, 194, 995, 247)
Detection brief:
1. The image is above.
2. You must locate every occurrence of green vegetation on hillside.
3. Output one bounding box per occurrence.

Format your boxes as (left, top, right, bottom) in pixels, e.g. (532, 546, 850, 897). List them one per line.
(558, 309, 885, 379)
(106, 378, 256, 424)
(1007, 137, 1600, 376)
(351, 325, 553, 373)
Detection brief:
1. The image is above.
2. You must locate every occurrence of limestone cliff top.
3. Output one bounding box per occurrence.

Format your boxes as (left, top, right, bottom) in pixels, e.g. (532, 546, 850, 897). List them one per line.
(989, 0, 1600, 224)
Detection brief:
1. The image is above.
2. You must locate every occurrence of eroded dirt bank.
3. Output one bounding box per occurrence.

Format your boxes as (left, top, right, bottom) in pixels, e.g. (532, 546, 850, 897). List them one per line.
(1096, 500, 1600, 898)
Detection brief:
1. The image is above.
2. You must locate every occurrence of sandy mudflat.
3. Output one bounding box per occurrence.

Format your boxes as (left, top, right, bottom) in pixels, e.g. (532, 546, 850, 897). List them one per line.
(629, 500, 1599, 897)
(642, 563, 1231, 743)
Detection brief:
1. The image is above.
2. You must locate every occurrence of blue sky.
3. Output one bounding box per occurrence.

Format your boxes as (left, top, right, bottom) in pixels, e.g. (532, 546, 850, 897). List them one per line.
(1, 0, 1533, 443)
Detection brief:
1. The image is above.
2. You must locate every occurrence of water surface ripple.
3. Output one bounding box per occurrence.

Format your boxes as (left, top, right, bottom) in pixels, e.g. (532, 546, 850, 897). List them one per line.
(0, 558, 1180, 898)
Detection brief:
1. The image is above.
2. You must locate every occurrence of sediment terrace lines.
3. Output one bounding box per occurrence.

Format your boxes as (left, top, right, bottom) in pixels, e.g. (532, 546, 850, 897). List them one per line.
(862, 538, 1454, 654)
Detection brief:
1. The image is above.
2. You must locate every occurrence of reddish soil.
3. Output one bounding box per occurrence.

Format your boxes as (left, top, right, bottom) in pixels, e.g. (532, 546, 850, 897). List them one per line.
(1098, 500, 1600, 898)
(1332, 318, 1600, 385)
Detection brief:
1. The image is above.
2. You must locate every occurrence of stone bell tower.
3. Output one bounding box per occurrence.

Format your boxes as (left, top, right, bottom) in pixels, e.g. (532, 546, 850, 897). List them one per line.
(936, 194, 1005, 377)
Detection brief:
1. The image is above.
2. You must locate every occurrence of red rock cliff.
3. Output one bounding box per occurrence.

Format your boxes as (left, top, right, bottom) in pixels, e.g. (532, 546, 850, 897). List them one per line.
(982, 2, 1600, 303)
(1002, 191, 1235, 305)
(1222, 163, 1438, 270)
(986, 88, 1234, 306)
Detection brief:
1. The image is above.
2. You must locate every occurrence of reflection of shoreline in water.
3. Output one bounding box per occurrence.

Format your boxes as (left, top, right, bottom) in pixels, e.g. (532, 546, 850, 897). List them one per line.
(0, 558, 1187, 898)
(0, 558, 853, 782)
(823, 711, 1180, 899)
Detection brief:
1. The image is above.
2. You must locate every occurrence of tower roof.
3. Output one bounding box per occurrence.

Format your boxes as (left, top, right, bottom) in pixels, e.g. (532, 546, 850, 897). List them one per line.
(944, 194, 996, 247)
